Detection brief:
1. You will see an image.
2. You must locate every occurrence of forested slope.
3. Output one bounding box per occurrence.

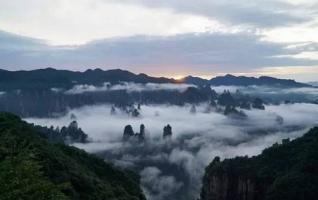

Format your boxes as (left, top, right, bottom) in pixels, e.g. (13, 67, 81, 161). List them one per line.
(0, 112, 146, 200)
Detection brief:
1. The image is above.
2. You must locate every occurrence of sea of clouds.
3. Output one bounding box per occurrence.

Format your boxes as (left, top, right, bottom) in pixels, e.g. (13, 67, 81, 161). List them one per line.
(25, 102, 318, 200)
(211, 85, 318, 102)
(57, 81, 318, 104)
(63, 82, 196, 94)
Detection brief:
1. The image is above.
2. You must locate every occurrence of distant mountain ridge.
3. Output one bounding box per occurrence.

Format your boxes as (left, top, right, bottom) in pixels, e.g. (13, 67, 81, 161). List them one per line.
(210, 74, 311, 87)
(0, 68, 175, 91)
(183, 74, 311, 88)
(0, 68, 311, 91)
(308, 81, 318, 87)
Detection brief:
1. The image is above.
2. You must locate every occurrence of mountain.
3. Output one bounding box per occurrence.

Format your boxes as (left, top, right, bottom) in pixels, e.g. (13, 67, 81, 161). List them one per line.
(308, 82, 318, 87)
(181, 76, 209, 86)
(0, 68, 311, 92)
(182, 74, 311, 87)
(0, 68, 174, 91)
(0, 112, 146, 200)
(0, 68, 313, 118)
(200, 127, 318, 200)
(208, 74, 311, 87)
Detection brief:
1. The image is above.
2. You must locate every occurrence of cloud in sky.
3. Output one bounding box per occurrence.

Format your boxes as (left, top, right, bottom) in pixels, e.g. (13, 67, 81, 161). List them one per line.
(0, 0, 315, 45)
(1, 30, 318, 81)
(113, 0, 312, 28)
(0, 0, 318, 81)
(0, 0, 222, 45)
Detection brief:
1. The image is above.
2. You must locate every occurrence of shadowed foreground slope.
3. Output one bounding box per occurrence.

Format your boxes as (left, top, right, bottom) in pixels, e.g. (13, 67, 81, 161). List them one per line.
(0, 112, 146, 200)
(201, 127, 318, 200)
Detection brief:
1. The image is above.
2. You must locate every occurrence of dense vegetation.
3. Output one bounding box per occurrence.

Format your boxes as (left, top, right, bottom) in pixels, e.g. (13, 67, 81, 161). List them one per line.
(32, 120, 88, 144)
(0, 112, 146, 200)
(201, 127, 318, 200)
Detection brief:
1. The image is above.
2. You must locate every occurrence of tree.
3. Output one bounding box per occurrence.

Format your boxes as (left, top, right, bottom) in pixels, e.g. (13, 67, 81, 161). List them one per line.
(0, 112, 146, 200)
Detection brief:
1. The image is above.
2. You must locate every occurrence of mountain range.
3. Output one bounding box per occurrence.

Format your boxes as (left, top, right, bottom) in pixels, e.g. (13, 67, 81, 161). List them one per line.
(183, 74, 311, 88)
(0, 68, 312, 91)
(0, 68, 173, 91)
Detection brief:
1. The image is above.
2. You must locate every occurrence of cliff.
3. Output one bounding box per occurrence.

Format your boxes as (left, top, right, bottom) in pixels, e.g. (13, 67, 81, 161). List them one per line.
(201, 127, 318, 200)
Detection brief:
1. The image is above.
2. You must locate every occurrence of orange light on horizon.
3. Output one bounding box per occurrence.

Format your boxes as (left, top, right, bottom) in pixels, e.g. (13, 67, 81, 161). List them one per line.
(131, 65, 318, 82)
(148, 71, 216, 80)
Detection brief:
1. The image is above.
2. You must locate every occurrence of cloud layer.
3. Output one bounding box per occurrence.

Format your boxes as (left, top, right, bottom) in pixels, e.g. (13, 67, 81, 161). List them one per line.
(64, 82, 196, 94)
(26, 102, 318, 200)
(211, 85, 318, 102)
(1, 0, 318, 81)
(1, 30, 318, 80)
(113, 0, 313, 28)
(0, 0, 222, 45)
(1, 0, 315, 45)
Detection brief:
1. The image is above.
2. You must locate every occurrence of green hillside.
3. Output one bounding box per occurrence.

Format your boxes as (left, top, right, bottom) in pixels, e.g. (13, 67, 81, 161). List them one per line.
(0, 112, 146, 200)
(201, 127, 318, 200)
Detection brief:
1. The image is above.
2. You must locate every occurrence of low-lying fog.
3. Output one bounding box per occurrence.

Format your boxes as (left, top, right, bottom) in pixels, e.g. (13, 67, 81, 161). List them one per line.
(57, 81, 318, 103)
(212, 85, 318, 102)
(26, 103, 318, 200)
(62, 82, 196, 94)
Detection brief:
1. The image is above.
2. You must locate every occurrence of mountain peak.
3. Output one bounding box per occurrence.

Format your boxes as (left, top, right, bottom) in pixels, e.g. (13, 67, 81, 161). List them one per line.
(182, 75, 209, 86)
(224, 74, 236, 78)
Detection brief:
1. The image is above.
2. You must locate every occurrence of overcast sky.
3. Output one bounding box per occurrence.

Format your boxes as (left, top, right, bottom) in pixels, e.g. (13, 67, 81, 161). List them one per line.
(0, 0, 318, 81)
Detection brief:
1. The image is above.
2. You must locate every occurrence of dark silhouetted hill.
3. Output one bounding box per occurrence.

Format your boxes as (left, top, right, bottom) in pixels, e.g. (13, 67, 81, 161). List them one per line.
(0, 68, 174, 91)
(209, 74, 311, 87)
(183, 74, 311, 87)
(0, 112, 146, 200)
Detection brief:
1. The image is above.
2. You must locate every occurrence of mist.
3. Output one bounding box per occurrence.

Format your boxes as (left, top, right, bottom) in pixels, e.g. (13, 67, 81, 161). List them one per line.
(211, 85, 318, 103)
(26, 103, 318, 200)
(64, 82, 196, 95)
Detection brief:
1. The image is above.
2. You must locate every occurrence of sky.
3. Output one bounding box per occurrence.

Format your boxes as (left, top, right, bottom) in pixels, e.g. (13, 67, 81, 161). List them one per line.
(0, 0, 318, 81)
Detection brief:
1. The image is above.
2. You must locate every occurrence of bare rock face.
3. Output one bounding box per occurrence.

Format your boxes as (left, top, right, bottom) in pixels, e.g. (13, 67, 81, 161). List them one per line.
(123, 125, 135, 141)
(201, 163, 264, 200)
(123, 124, 146, 142)
(204, 175, 261, 200)
(163, 124, 172, 139)
(138, 124, 146, 142)
(200, 127, 318, 200)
